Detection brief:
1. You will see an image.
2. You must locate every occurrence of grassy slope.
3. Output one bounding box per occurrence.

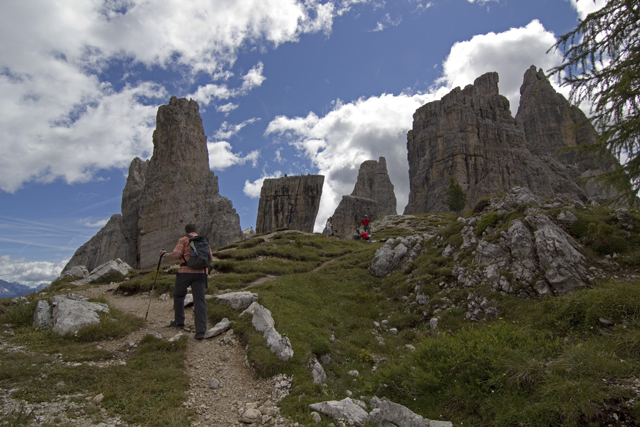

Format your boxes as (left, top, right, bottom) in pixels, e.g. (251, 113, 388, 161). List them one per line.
(3, 205, 640, 426)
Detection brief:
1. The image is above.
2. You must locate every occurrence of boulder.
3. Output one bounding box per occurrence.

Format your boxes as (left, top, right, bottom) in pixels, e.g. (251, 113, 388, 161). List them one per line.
(255, 175, 324, 234)
(52, 265, 89, 283)
(241, 302, 293, 361)
(309, 398, 369, 427)
(243, 227, 255, 239)
(33, 300, 52, 328)
(369, 397, 453, 427)
(308, 357, 327, 384)
(50, 293, 109, 336)
(526, 214, 588, 294)
(214, 291, 258, 310)
(204, 318, 233, 339)
(63, 97, 243, 271)
(74, 259, 132, 285)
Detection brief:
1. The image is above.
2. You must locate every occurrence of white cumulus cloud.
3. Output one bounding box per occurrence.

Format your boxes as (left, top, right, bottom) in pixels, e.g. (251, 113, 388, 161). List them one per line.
(243, 171, 283, 198)
(570, 0, 607, 19)
(207, 141, 260, 171)
(0, 0, 343, 193)
(0, 255, 66, 288)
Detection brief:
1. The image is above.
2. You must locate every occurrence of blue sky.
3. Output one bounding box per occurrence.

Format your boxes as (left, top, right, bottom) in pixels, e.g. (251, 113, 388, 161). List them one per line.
(0, 0, 605, 287)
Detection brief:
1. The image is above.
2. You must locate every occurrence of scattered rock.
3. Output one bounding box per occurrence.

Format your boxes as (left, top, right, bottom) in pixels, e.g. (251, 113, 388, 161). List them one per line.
(204, 318, 233, 339)
(214, 291, 258, 310)
(241, 302, 293, 361)
(369, 396, 453, 427)
(309, 397, 368, 427)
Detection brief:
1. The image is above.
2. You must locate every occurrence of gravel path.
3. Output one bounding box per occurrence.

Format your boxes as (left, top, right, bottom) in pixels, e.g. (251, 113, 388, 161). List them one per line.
(78, 283, 297, 427)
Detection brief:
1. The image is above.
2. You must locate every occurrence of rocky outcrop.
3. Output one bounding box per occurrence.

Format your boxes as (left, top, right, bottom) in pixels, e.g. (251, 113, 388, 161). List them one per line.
(332, 157, 397, 237)
(255, 175, 324, 234)
(62, 97, 243, 271)
(371, 234, 429, 277)
(404, 70, 615, 214)
(442, 188, 592, 297)
(62, 215, 130, 273)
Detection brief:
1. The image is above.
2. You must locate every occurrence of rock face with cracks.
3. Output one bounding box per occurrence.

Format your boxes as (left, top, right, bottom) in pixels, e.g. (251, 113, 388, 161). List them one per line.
(62, 97, 242, 272)
(404, 68, 618, 215)
(255, 175, 324, 234)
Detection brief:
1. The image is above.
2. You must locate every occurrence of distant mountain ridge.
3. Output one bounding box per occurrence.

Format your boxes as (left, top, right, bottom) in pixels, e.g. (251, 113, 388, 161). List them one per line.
(0, 280, 47, 298)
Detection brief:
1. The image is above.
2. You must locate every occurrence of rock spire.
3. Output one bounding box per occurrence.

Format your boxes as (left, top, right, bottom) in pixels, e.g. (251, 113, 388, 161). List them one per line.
(63, 96, 243, 272)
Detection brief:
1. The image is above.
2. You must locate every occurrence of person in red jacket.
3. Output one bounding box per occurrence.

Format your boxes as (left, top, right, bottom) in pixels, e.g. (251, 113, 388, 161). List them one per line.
(361, 230, 371, 242)
(361, 215, 370, 233)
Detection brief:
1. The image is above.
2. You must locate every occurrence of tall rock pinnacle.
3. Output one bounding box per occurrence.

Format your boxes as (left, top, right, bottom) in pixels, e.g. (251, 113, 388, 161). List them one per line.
(63, 97, 243, 272)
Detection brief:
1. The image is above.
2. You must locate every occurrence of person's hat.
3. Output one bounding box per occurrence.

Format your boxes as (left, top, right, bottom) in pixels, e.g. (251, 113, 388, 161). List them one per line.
(364, 215, 368, 217)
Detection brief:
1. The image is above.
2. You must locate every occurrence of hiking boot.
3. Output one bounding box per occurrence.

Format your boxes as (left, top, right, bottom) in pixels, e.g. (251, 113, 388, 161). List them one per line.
(194, 332, 205, 340)
(168, 320, 184, 329)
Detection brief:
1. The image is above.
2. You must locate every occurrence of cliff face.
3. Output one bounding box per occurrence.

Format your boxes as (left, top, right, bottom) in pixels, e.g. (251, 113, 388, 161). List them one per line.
(331, 157, 397, 237)
(63, 97, 243, 272)
(515, 65, 617, 201)
(403, 69, 614, 214)
(255, 175, 324, 234)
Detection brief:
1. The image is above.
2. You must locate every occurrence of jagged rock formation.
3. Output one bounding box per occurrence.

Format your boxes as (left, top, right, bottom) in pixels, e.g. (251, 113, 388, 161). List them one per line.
(63, 97, 243, 271)
(516, 65, 616, 201)
(255, 175, 324, 234)
(404, 69, 616, 214)
(331, 157, 397, 237)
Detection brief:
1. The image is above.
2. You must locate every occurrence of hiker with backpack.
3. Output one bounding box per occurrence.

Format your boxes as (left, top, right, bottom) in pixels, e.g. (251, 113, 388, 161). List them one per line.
(159, 223, 212, 340)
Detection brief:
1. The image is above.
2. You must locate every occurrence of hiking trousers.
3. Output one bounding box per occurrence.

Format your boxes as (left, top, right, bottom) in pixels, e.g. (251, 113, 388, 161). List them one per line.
(174, 273, 207, 334)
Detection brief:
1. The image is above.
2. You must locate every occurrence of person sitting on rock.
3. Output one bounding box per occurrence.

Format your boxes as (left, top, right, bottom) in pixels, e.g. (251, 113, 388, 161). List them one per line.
(361, 215, 370, 233)
(353, 228, 362, 240)
(361, 230, 371, 242)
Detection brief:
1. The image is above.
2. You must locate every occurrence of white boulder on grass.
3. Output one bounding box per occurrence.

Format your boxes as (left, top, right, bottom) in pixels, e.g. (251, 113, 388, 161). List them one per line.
(241, 302, 293, 361)
(308, 398, 368, 427)
(369, 397, 453, 427)
(214, 291, 258, 310)
(50, 293, 109, 336)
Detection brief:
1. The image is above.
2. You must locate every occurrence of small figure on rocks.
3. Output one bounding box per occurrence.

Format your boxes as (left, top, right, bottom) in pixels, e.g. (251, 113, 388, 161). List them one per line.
(159, 223, 212, 340)
(361, 215, 370, 233)
(326, 217, 334, 237)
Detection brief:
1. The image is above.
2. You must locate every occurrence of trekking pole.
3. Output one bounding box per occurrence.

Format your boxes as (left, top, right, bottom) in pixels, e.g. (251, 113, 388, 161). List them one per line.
(145, 250, 165, 320)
